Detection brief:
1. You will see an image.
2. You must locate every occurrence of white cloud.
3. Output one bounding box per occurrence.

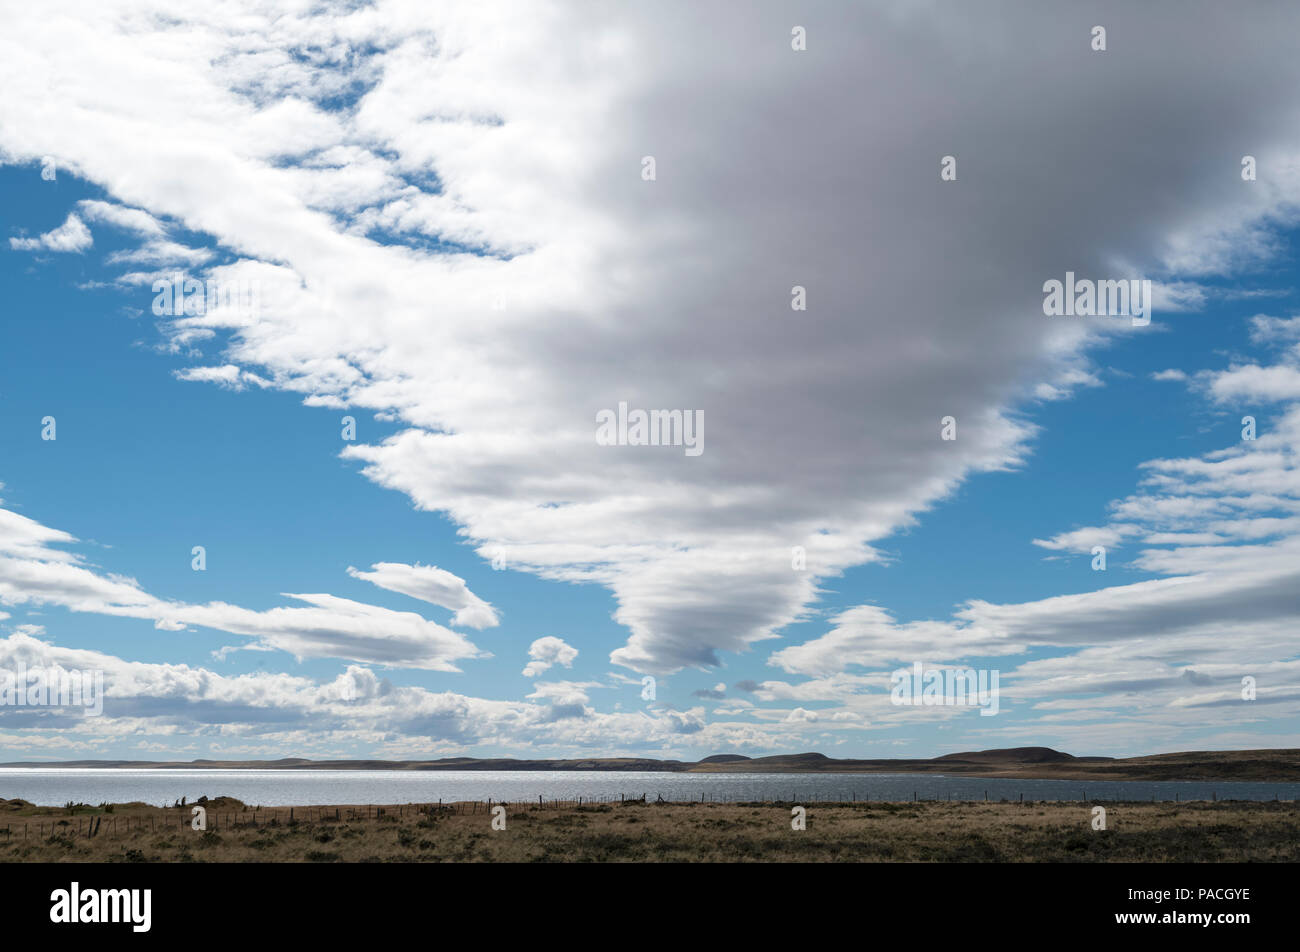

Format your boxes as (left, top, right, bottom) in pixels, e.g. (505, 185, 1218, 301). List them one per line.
(105, 240, 213, 267)
(0, 630, 840, 758)
(2, 3, 1300, 754)
(75, 199, 164, 237)
(523, 636, 577, 678)
(1208, 365, 1300, 403)
(9, 212, 92, 252)
(0, 505, 487, 671)
(172, 365, 269, 390)
(1248, 314, 1300, 346)
(1032, 524, 1141, 554)
(771, 390, 1300, 736)
(348, 562, 498, 629)
(13, 0, 1283, 677)
(1150, 280, 1207, 313)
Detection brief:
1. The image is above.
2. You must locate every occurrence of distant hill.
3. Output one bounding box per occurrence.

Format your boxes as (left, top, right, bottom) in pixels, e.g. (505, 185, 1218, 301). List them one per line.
(3, 748, 1298, 781)
(936, 747, 1083, 764)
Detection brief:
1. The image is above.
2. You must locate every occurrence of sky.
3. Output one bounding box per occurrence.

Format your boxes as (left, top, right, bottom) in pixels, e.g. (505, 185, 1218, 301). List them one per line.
(0, 0, 1297, 762)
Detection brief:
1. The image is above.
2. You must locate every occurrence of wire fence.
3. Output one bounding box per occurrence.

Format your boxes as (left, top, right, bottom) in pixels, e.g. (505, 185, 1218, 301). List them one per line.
(3, 786, 1289, 839)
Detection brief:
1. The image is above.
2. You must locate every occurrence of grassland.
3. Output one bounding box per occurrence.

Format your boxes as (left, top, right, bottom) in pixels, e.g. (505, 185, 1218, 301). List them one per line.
(0, 797, 1296, 862)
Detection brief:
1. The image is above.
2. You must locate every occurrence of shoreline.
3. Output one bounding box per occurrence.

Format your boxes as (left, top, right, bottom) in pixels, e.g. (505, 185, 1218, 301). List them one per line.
(2, 746, 1299, 783)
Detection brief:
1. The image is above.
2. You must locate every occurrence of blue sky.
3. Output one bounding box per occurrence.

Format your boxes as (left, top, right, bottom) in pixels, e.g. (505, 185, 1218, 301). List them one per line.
(0, 2, 1297, 762)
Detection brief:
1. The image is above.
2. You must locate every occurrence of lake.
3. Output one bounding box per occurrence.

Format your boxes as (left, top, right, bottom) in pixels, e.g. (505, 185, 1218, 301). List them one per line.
(1, 768, 1297, 806)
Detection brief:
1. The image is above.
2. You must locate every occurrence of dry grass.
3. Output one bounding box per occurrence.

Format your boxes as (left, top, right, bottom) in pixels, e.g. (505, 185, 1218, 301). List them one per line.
(0, 798, 1295, 863)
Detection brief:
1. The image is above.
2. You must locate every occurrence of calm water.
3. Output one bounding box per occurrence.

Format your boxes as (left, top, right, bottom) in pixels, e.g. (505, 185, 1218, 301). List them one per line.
(0, 768, 1296, 806)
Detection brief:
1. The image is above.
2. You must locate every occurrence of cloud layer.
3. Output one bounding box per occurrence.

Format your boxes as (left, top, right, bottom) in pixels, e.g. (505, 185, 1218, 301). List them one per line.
(2, 2, 1300, 759)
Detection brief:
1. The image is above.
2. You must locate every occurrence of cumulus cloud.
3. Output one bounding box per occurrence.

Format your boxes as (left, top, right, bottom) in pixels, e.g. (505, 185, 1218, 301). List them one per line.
(9, 212, 92, 252)
(522, 636, 577, 678)
(0, 630, 824, 758)
(1207, 365, 1300, 403)
(1248, 314, 1300, 347)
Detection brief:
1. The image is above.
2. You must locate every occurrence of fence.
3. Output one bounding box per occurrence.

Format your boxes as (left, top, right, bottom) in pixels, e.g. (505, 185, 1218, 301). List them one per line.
(2, 788, 1288, 839)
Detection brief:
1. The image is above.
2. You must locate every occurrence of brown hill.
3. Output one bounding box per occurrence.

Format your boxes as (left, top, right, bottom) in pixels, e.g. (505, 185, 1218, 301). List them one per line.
(937, 747, 1082, 764)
